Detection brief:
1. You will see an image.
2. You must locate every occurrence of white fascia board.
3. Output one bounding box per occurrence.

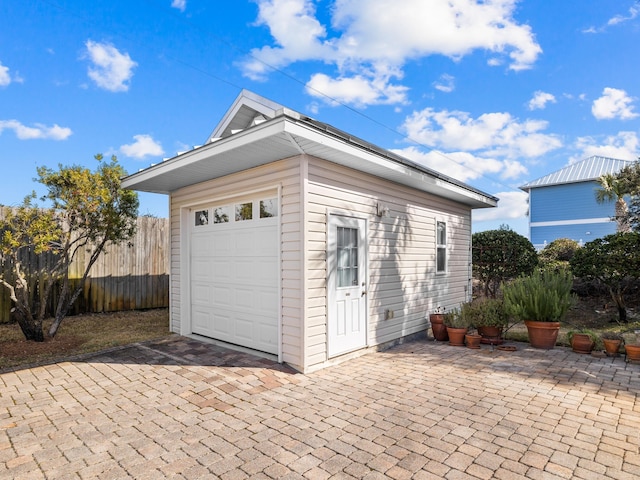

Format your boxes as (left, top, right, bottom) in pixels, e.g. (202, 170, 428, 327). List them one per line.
(122, 118, 289, 192)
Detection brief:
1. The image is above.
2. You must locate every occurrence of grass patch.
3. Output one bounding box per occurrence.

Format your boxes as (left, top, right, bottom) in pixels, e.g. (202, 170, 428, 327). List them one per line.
(0, 308, 172, 371)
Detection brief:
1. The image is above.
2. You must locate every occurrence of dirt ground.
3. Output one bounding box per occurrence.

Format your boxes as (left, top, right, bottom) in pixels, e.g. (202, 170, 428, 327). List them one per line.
(0, 308, 172, 371)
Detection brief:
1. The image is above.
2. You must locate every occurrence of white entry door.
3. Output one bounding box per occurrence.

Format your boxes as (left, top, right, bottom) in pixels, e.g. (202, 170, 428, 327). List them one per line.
(327, 215, 367, 357)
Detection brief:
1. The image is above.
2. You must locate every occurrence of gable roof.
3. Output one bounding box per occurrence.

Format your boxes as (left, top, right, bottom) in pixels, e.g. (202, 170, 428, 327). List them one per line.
(122, 90, 498, 209)
(520, 156, 635, 191)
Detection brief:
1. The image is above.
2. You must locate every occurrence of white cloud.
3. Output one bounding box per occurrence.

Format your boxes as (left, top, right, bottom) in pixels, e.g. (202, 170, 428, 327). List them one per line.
(0, 119, 72, 140)
(433, 74, 455, 93)
(401, 108, 562, 159)
(472, 190, 529, 222)
(171, 0, 186, 12)
(241, 0, 541, 106)
(528, 91, 556, 110)
(573, 131, 639, 161)
(306, 73, 409, 107)
(392, 147, 527, 184)
(84, 40, 137, 92)
(592, 87, 638, 120)
(584, 5, 639, 33)
(0, 61, 11, 87)
(120, 134, 164, 159)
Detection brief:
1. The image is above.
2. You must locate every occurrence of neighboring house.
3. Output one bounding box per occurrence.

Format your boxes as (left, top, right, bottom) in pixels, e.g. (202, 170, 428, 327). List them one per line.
(122, 90, 497, 373)
(520, 155, 634, 250)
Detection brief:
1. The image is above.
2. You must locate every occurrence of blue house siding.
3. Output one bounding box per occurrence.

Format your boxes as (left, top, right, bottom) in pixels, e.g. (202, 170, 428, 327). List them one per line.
(529, 182, 614, 223)
(521, 156, 633, 249)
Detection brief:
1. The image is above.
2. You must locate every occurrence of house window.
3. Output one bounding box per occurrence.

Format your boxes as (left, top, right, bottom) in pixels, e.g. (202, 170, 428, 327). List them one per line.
(260, 198, 278, 218)
(195, 210, 208, 226)
(213, 206, 230, 224)
(235, 202, 253, 221)
(436, 221, 446, 273)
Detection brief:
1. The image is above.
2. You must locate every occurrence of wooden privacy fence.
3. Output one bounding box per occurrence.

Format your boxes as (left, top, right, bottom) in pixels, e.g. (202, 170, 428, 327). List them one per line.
(0, 216, 169, 323)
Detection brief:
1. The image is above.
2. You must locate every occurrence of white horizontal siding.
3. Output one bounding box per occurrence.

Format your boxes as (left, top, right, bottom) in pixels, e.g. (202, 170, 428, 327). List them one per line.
(305, 158, 471, 370)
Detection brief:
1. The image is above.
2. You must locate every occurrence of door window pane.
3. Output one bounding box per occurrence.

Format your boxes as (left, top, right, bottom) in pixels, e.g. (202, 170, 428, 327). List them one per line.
(436, 221, 446, 273)
(260, 198, 278, 218)
(195, 210, 208, 226)
(337, 226, 358, 287)
(235, 202, 252, 221)
(213, 206, 230, 224)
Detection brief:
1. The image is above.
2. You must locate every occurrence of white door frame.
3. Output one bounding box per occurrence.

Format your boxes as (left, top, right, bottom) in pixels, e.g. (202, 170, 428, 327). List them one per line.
(327, 212, 368, 358)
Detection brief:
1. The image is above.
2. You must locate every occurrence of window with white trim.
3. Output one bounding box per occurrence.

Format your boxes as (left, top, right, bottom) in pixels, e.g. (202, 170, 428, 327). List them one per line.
(436, 221, 446, 273)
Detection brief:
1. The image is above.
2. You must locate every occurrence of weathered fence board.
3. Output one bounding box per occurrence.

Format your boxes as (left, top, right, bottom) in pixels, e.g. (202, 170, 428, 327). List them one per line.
(0, 216, 169, 323)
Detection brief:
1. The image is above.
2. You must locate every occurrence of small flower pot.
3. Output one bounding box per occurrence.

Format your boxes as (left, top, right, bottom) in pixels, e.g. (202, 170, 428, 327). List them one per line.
(446, 327, 467, 346)
(570, 333, 595, 354)
(602, 339, 622, 357)
(465, 333, 482, 349)
(625, 344, 640, 362)
(477, 325, 504, 345)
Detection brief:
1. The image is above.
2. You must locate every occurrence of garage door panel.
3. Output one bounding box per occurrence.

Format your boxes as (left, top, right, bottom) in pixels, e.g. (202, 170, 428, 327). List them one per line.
(191, 220, 279, 355)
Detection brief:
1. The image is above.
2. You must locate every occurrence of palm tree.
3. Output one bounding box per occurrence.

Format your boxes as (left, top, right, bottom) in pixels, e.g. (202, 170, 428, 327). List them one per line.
(595, 173, 630, 232)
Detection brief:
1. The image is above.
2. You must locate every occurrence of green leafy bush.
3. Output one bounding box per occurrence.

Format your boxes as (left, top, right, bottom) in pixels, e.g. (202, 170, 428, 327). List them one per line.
(472, 227, 538, 298)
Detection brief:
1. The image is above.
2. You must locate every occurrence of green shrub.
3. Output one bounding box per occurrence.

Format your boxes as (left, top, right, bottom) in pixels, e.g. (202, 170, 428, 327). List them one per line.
(502, 270, 574, 322)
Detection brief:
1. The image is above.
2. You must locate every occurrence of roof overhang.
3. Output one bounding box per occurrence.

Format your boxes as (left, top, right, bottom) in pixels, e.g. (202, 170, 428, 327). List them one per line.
(122, 112, 498, 209)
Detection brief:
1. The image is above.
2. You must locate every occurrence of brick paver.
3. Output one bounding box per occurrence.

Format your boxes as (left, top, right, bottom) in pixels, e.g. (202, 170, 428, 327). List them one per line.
(1, 336, 639, 479)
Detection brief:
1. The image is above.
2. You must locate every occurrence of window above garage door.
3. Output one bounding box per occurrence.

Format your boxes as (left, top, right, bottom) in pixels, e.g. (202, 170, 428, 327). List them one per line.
(192, 192, 279, 229)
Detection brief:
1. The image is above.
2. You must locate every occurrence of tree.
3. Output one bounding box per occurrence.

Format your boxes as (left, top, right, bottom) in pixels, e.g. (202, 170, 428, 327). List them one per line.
(472, 227, 538, 298)
(570, 232, 640, 323)
(538, 238, 580, 273)
(595, 173, 630, 232)
(0, 155, 139, 341)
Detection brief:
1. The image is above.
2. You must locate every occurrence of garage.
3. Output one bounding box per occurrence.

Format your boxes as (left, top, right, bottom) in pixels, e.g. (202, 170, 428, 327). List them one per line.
(189, 193, 279, 354)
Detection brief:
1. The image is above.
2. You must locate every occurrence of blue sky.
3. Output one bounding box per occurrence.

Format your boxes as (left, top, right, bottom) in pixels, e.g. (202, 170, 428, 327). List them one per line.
(1, 0, 639, 237)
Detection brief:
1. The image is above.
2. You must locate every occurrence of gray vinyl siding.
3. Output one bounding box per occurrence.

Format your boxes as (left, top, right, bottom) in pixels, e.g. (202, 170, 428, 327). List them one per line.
(305, 157, 471, 370)
(169, 158, 304, 370)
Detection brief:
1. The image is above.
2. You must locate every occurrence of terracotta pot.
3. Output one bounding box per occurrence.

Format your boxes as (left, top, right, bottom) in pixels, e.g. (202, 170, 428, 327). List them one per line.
(429, 314, 449, 341)
(524, 320, 560, 349)
(465, 333, 482, 349)
(477, 325, 504, 345)
(570, 333, 595, 354)
(625, 344, 640, 362)
(446, 327, 467, 346)
(603, 339, 622, 356)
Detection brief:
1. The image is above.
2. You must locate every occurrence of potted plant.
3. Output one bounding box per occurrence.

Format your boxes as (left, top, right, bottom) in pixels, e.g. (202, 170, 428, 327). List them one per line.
(567, 329, 598, 354)
(502, 270, 574, 349)
(464, 328, 482, 349)
(429, 306, 449, 342)
(472, 298, 508, 345)
(625, 331, 640, 362)
(601, 332, 624, 357)
(443, 307, 469, 346)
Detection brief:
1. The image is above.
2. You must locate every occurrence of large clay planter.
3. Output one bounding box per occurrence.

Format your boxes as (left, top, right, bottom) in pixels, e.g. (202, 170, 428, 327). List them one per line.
(625, 344, 640, 362)
(603, 339, 622, 356)
(465, 333, 482, 349)
(446, 327, 467, 346)
(429, 314, 449, 341)
(525, 320, 560, 349)
(570, 334, 595, 354)
(477, 325, 504, 345)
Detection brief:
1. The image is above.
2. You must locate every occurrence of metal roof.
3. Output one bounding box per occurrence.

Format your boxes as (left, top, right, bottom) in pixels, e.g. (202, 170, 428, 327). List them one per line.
(122, 90, 498, 209)
(520, 156, 635, 190)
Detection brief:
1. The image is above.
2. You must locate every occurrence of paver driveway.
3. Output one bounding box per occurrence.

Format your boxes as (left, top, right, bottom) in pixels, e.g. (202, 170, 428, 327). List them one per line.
(1, 336, 639, 479)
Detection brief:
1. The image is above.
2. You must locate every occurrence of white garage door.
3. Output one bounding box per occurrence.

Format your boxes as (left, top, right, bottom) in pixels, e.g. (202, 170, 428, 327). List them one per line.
(189, 195, 279, 354)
